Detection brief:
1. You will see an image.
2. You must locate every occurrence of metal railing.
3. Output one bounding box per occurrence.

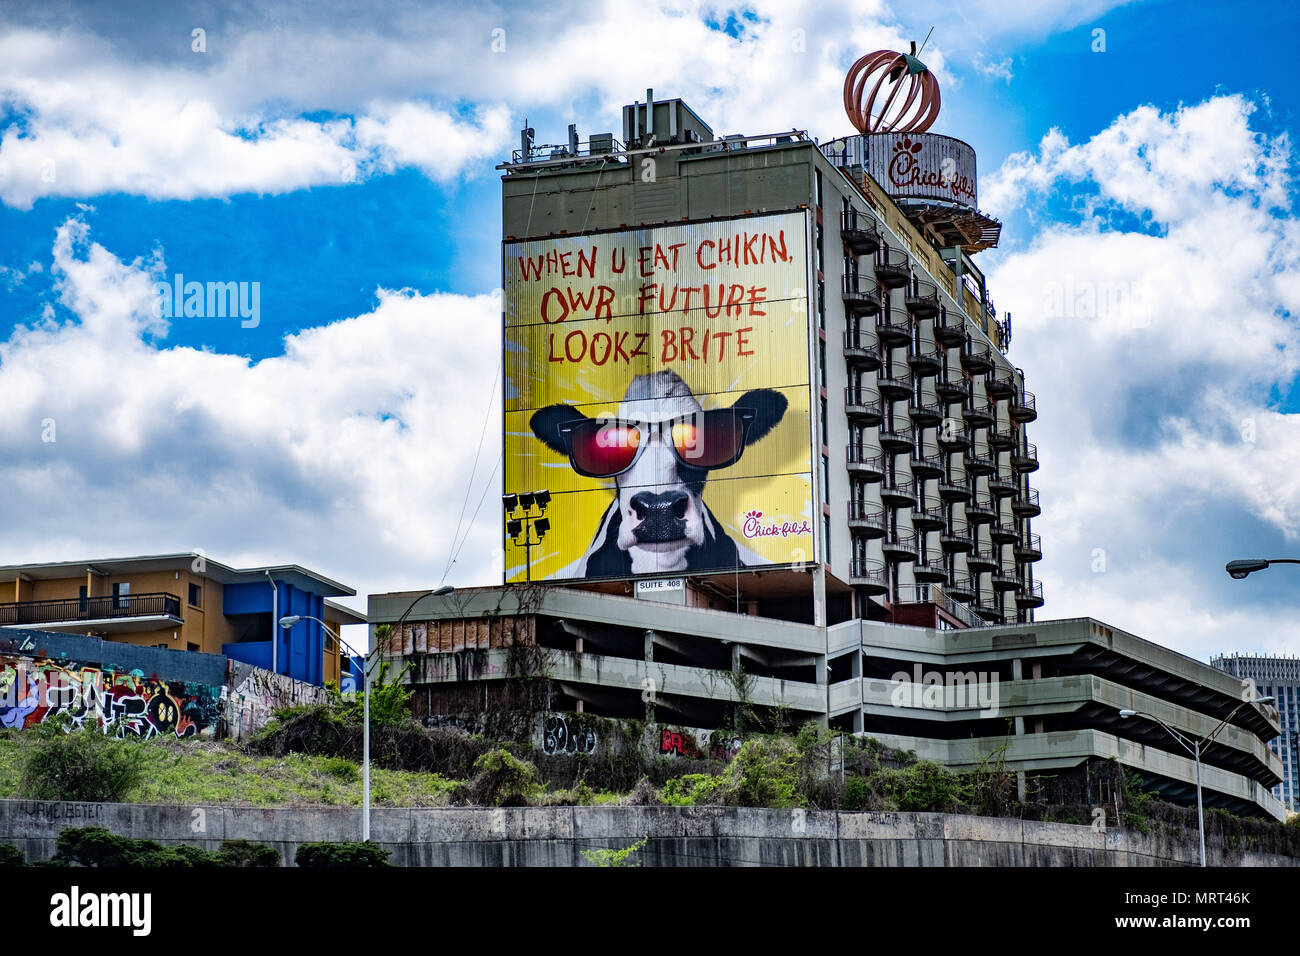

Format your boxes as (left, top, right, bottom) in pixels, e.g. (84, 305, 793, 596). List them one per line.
(0, 591, 183, 626)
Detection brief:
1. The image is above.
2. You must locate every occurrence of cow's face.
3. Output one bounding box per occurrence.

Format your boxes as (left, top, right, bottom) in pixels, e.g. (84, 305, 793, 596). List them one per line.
(529, 370, 788, 573)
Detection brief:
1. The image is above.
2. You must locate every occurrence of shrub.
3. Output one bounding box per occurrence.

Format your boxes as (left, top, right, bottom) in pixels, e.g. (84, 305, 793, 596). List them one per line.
(468, 748, 542, 806)
(295, 841, 391, 867)
(0, 843, 25, 867)
(724, 738, 802, 808)
(839, 774, 875, 811)
(323, 756, 360, 782)
(54, 827, 216, 867)
(581, 837, 647, 867)
(216, 839, 281, 867)
(660, 774, 725, 806)
(21, 719, 145, 803)
(621, 777, 664, 806)
(872, 761, 964, 812)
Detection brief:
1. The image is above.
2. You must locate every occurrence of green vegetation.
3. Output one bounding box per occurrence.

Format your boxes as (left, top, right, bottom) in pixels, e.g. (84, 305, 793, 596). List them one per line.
(468, 748, 544, 806)
(20, 716, 145, 803)
(295, 841, 391, 867)
(43, 827, 279, 867)
(0, 843, 24, 867)
(581, 836, 647, 867)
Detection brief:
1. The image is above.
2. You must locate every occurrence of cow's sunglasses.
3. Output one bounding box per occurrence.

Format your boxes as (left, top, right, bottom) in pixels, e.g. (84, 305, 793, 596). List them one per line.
(558, 408, 757, 478)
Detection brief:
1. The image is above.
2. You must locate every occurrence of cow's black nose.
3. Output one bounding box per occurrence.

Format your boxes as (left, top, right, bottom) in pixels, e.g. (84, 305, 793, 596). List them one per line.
(630, 491, 689, 520)
(629, 491, 690, 542)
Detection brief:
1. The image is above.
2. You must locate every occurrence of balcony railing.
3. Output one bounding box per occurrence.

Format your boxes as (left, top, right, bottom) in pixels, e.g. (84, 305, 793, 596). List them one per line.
(1015, 532, 1043, 563)
(904, 276, 940, 318)
(845, 387, 883, 425)
(876, 306, 913, 347)
(984, 365, 1018, 399)
(880, 476, 918, 508)
(876, 366, 913, 399)
(848, 502, 887, 537)
(849, 558, 889, 594)
(881, 530, 918, 562)
(906, 400, 943, 429)
(841, 209, 881, 255)
(940, 522, 974, 553)
(0, 591, 183, 627)
(874, 245, 911, 289)
(1010, 390, 1037, 423)
(843, 329, 881, 369)
(1016, 581, 1045, 608)
(907, 344, 945, 378)
(1011, 487, 1041, 518)
(986, 423, 1016, 451)
(961, 402, 995, 428)
(932, 308, 966, 347)
(935, 372, 971, 404)
(909, 447, 945, 477)
(987, 472, 1019, 497)
(961, 343, 994, 374)
(842, 273, 882, 317)
(846, 445, 886, 481)
(911, 504, 946, 531)
(1011, 441, 1039, 473)
(878, 421, 916, 453)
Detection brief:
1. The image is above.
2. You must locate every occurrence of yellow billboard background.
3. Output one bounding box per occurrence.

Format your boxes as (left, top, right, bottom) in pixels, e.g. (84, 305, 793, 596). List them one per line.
(504, 211, 812, 581)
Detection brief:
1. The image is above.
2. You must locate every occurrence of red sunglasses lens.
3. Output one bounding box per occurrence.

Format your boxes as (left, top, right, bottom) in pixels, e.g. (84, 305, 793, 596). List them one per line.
(673, 410, 747, 468)
(568, 420, 641, 476)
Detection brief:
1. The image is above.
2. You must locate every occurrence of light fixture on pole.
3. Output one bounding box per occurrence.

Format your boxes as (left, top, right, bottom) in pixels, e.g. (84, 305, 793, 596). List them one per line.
(504, 490, 550, 582)
(1226, 558, 1300, 579)
(1119, 695, 1274, 867)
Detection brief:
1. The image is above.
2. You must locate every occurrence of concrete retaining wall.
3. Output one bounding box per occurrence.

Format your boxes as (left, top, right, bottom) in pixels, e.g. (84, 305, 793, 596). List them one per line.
(1, 799, 1294, 866)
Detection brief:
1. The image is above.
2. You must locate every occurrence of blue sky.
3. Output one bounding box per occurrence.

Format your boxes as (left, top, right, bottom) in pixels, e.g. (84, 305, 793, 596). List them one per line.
(0, 0, 1298, 658)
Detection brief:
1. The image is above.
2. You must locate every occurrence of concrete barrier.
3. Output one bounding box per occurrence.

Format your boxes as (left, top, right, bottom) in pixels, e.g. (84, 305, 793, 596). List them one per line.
(0, 799, 1294, 866)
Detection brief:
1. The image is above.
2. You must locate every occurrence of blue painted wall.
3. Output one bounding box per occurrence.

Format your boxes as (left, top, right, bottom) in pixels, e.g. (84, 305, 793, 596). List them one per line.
(222, 580, 326, 685)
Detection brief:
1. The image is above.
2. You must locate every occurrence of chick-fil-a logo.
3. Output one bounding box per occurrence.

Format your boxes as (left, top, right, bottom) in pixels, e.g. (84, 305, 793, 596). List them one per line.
(887, 137, 976, 204)
(742, 510, 812, 539)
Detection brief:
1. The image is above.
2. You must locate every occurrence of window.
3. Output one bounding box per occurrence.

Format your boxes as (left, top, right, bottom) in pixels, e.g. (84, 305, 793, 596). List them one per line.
(819, 398, 828, 447)
(816, 170, 823, 209)
(817, 280, 825, 328)
(188, 583, 202, 608)
(112, 582, 130, 610)
(821, 455, 830, 504)
(78, 585, 88, 613)
(823, 513, 832, 564)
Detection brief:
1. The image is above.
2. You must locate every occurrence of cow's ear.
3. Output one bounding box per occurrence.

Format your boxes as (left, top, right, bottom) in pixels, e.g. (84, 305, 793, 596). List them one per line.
(733, 389, 788, 444)
(530, 404, 584, 455)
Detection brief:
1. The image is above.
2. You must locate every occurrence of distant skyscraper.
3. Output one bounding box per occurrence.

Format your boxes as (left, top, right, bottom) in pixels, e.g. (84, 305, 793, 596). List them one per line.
(1212, 654, 1300, 812)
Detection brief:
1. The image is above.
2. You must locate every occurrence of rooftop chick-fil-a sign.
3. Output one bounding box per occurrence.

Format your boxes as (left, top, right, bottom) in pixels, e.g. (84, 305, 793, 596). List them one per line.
(865, 132, 978, 208)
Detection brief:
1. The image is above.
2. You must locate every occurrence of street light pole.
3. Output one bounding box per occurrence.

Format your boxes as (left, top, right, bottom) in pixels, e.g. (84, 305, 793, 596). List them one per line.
(1120, 696, 1274, 867)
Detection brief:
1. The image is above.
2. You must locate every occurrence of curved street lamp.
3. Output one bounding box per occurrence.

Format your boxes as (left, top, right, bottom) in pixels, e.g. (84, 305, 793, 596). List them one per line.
(1119, 695, 1274, 867)
(1226, 558, 1300, 579)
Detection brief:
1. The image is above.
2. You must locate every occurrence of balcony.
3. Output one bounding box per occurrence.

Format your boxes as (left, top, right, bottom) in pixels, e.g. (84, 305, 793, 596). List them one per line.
(1010, 390, 1037, 423)
(967, 548, 999, 573)
(909, 447, 945, 477)
(880, 476, 917, 508)
(940, 522, 974, 553)
(849, 558, 889, 595)
(907, 344, 945, 378)
(878, 421, 915, 453)
(1015, 532, 1043, 563)
(876, 367, 913, 400)
(932, 308, 966, 347)
(0, 592, 184, 633)
(990, 521, 1019, 545)
(936, 425, 970, 452)
(937, 478, 972, 502)
(964, 496, 997, 525)
(842, 273, 882, 317)
(911, 504, 946, 531)
(845, 387, 883, 425)
(846, 445, 886, 481)
(1011, 441, 1039, 474)
(1010, 487, 1040, 521)
(961, 402, 994, 429)
(1016, 581, 1045, 609)
(841, 209, 881, 256)
(944, 573, 976, 603)
(904, 277, 940, 318)
(881, 530, 918, 562)
(875, 306, 913, 347)
(984, 365, 1018, 399)
(847, 502, 887, 538)
(907, 400, 943, 429)
(964, 447, 996, 476)
(986, 423, 1015, 452)
(843, 329, 881, 370)
(874, 245, 911, 289)
(992, 569, 1023, 592)
(987, 472, 1018, 497)
(961, 343, 994, 375)
(913, 558, 947, 583)
(935, 372, 971, 404)
(972, 601, 1006, 624)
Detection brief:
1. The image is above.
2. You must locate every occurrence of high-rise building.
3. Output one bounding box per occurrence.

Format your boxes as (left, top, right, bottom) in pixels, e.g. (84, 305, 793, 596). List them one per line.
(1212, 653, 1300, 812)
(369, 56, 1282, 821)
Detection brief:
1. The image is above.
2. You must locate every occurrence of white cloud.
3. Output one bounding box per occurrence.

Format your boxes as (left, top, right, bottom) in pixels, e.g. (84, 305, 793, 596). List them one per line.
(0, 218, 504, 625)
(984, 94, 1300, 658)
(972, 54, 1014, 84)
(3, 0, 1141, 207)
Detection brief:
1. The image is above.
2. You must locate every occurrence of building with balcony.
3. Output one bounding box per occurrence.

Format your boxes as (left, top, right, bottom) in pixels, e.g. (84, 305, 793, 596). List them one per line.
(0, 553, 365, 687)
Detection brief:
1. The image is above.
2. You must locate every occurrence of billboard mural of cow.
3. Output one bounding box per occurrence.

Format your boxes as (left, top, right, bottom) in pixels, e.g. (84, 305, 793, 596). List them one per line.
(504, 211, 814, 582)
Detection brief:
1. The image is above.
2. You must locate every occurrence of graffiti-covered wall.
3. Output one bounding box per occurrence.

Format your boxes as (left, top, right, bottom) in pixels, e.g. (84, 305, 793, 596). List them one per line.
(0, 657, 221, 738)
(220, 659, 329, 741)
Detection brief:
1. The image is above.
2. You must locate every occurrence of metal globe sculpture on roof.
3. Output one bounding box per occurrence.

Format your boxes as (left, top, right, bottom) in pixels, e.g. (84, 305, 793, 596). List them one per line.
(843, 42, 941, 135)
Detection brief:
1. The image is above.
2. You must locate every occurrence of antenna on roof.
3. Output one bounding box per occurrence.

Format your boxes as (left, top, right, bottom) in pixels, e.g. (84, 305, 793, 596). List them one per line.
(916, 26, 934, 58)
